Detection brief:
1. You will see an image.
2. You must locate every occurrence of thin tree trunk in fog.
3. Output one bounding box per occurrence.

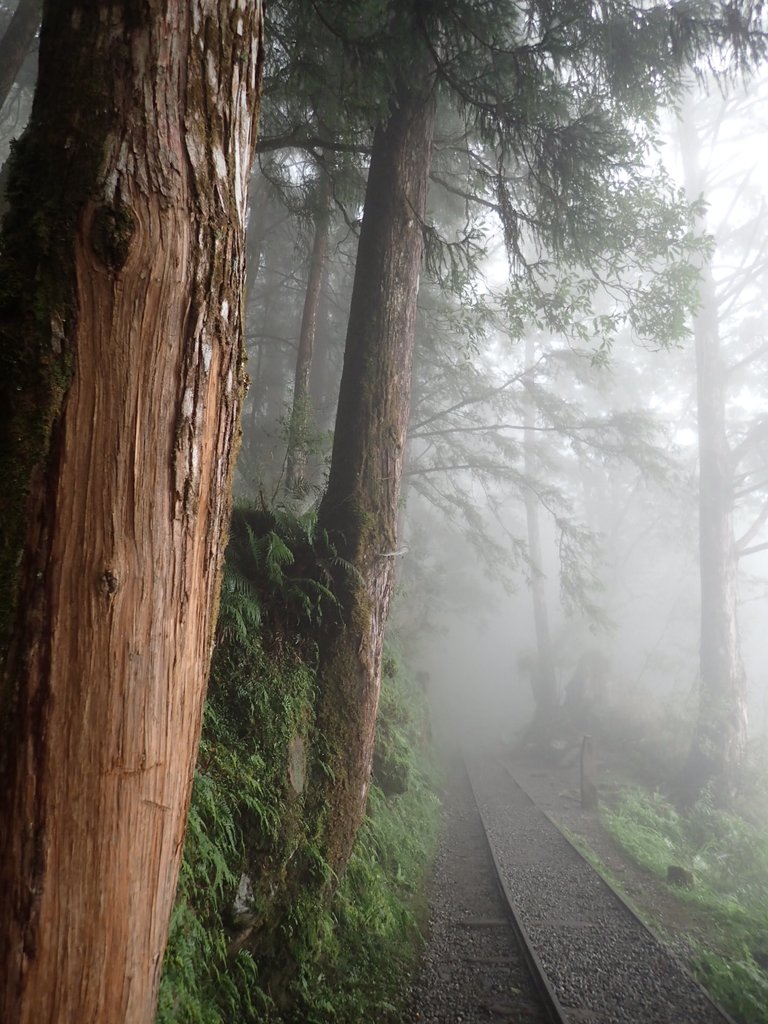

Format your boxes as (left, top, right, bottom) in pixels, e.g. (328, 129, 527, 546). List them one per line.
(0, 0, 42, 218)
(285, 169, 331, 495)
(0, 0, 41, 114)
(236, 179, 272, 492)
(0, 4, 263, 1021)
(316, 62, 436, 876)
(244, 175, 272, 302)
(678, 101, 747, 798)
(523, 337, 559, 727)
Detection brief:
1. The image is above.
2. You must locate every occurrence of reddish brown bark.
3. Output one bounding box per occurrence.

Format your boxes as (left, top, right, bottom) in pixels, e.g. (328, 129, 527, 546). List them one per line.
(316, 63, 436, 874)
(0, 3, 263, 1021)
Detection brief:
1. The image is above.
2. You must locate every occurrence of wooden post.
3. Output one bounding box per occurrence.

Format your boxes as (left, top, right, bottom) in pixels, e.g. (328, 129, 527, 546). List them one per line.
(581, 734, 598, 809)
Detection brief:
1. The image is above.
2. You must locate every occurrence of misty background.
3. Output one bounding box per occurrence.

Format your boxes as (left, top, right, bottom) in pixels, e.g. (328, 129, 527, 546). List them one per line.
(3, 9, 766, 767)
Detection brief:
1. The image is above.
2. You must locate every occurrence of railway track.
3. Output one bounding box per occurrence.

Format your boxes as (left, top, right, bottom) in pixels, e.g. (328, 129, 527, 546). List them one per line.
(408, 757, 565, 1024)
(410, 750, 742, 1023)
(465, 754, 739, 1024)
(464, 761, 569, 1024)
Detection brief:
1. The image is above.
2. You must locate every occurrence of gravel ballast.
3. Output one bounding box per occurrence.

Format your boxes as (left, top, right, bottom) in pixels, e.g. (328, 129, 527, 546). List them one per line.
(407, 760, 551, 1023)
(469, 755, 737, 1024)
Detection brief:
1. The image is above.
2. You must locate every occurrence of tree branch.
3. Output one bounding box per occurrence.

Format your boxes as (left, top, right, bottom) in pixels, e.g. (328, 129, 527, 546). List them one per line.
(734, 473, 768, 499)
(430, 172, 499, 213)
(256, 130, 370, 155)
(730, 419, 768, 466)
(736, 501, 768, 552)
(726, 343, 768, 382)
(737, 540, 768, 559)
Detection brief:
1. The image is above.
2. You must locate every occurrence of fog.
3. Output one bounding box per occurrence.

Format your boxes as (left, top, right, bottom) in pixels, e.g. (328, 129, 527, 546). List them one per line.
(391, 73, 768, 778)
(404, 449, 768, 767)
(5, 9, 763, 788)
(3, 5, 768, 1019)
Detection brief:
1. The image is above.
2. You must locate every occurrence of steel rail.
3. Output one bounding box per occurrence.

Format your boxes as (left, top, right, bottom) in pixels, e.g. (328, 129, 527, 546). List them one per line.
(500, 760, 740, 1024)
(462, 755, 571, 1024)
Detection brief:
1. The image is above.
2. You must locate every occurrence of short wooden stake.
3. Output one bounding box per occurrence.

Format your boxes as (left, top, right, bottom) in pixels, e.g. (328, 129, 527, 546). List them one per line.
(581, 734, 598, 810)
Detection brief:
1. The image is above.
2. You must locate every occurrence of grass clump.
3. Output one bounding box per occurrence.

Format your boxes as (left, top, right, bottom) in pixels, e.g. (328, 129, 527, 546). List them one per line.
(695, 948, 768, 1024)
(602, 788, 768, 1022)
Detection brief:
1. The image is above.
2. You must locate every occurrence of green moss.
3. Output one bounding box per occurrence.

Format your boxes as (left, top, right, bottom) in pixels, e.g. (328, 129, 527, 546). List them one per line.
(372, 656, 422, 797)
(281, 650, 438, 1023)
(157, 515, 439, 1022)
(309, 631, 373, 873)
(0, 51, 116, 680)
(157, 611, 317, 1022)
(0, 144, 77, 696)
(601, 788, 768, 1021)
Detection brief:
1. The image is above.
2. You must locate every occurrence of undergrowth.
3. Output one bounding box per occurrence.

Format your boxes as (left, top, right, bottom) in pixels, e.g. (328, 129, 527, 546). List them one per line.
(602, 788, 768, 1023)
(157, 505, 439, 1023)
(219, 503, 356, 641)
(290, 759, 439, 1023)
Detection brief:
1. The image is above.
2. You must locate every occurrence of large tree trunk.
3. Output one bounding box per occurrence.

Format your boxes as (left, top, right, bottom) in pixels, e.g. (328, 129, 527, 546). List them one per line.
(315, 65, 436, 875)
(285, 169, 331, 496)
(0, 0, 41, 115)
(678, 101, 747, 799)
(0, 3, 263, 1022)
(522, 339, 559, 730)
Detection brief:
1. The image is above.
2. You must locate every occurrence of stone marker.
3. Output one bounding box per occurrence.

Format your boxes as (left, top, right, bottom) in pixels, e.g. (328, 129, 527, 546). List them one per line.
(667, 865, 695, 887)
(288, 734, 306, 794)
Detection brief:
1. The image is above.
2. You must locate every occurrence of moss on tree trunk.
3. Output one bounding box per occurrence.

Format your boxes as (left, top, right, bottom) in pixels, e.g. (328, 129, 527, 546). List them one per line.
(313, 63, 436, 877)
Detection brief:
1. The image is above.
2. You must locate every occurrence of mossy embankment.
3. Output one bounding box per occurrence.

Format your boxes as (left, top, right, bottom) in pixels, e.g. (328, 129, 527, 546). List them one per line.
(550, 700, 768, 1024)
(156, 505, 440, 1023)
(600, 785, 768, 1023)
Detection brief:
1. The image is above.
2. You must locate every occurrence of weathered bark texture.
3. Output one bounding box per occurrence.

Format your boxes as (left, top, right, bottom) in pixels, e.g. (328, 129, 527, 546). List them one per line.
(679, 103, 747, 798)
(522, 339, 559, 728)
(0, 0, 41, 114)
(0, 3, 263, 1022)
(284, 169, 331, 495)
(315, 65, 436, 875)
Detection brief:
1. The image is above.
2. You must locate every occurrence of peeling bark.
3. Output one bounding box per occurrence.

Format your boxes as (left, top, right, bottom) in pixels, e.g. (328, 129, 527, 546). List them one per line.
(315, 63, 436, 875)
(0, 3, 263, 1021)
